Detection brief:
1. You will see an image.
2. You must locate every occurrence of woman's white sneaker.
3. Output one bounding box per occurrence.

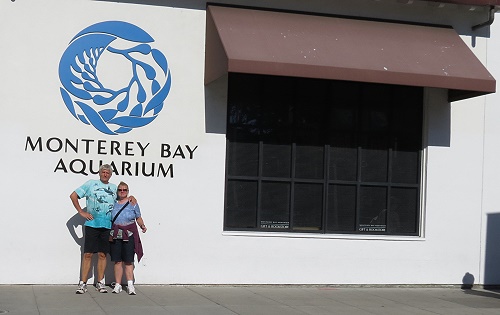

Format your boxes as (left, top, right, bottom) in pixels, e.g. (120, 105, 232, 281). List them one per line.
(127, 284, 136, 295)
(112, 283, 122, 294)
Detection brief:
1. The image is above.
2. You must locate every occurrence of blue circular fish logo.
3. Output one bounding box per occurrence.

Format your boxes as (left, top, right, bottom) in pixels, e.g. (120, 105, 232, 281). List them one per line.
(59, 21, 172, 135)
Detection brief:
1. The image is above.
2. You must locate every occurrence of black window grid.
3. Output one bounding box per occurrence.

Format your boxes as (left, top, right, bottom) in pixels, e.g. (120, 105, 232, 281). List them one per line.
(224, 140, 421, 236)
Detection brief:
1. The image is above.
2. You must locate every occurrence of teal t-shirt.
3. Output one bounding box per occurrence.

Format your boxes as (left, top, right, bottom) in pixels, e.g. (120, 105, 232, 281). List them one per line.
(75, 179, 117, 229)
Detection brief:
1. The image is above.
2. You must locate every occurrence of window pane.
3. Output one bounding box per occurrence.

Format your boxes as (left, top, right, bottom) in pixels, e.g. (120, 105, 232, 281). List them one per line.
(227, 103, 261, 131)
(260, 182, 290, 230)
(329, 141, 357, 181)
(225, 180, 257, 228)
(360, 136, 388, 182)
(389, 187, 419, 234)
(329, 106, 356, 130)
(259, 76, 293, 143)
(392, 144, 420, 184)
(293, 183, 323, 231)
(227, 141, 259, 176)
(294, 78, 327, 145)
(227, 91, 262, 142)
(327, 185, 356, 232)
(392, 86, 423, 133)
(327, 80, 360, 132)
(359, 186, 387, 233)
(262, 143, 291, 178)
(295, 145, 324, 179)
(360, 84, 390, 133)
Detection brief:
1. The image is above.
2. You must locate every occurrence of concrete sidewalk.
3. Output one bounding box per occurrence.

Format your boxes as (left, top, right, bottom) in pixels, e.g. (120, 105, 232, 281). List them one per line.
(1, 285, 500, 315)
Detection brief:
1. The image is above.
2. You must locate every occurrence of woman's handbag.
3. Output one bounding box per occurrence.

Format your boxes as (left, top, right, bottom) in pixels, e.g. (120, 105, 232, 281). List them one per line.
(109, 201, 129, 242)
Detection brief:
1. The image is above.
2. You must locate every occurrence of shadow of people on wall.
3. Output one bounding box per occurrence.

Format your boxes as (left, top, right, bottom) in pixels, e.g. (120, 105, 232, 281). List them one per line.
(67, 213, 85, 252)
(67, 212, 87, 281)
(461, 272, 475, 289)
(66, 211, 114, 285)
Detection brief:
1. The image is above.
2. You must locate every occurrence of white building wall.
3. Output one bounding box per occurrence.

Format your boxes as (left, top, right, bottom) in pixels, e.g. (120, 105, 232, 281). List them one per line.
(0, 0, 497, 285)
(481, 18, 500, 286)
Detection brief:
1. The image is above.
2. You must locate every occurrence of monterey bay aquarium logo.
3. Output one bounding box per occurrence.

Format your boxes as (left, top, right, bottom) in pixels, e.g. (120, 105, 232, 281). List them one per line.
(58, 21, 171, 135)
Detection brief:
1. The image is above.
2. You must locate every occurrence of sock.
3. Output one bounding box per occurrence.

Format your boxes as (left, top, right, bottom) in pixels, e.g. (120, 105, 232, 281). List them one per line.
(127, 280, 134, 287)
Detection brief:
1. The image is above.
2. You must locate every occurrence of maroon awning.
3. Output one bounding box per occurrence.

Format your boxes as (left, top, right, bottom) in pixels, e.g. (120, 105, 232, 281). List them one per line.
(423, 0, 500, 5)
(205, 5, 496, 102)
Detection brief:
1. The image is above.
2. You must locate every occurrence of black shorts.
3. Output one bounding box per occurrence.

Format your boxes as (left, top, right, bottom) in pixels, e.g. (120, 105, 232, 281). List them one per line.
(84, 226, 111, 254)
(110, 234, 135, 263)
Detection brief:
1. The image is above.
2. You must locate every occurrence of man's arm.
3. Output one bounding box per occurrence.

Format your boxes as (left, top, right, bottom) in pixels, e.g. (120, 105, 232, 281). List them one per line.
(128, 195, 137, 205)
(70, 191, 93, 221)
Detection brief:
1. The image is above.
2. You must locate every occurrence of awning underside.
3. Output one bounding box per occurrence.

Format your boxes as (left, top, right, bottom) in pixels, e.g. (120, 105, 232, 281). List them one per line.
(205, 5, 496, 102)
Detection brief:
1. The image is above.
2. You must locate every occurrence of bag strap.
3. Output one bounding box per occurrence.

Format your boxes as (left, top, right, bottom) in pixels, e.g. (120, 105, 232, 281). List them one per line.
(111, 201, 129, 224)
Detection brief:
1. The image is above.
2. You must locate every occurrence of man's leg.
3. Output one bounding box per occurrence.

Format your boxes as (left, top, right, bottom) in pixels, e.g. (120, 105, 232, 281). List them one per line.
(94, 227, 110, 292)
(76, 252, 93, 294)
(95, 252, 108, 293)
(80, 253, 93, 282)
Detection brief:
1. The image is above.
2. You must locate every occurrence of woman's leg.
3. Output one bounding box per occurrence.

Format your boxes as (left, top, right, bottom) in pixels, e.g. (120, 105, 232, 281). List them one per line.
(114, 261, 124, 284)
(124, 263, 134, 281)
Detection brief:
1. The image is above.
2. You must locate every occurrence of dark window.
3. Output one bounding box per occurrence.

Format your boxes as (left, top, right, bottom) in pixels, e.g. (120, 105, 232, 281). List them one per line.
(224, 73, 423, 236)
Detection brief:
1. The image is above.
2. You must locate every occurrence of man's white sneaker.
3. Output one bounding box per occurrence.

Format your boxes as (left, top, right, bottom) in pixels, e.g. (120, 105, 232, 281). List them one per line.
(127, 285, 136, 295)
(112, 283, 122, 294)
(76, 282, 87, 294)
(95, 281, 108, 293)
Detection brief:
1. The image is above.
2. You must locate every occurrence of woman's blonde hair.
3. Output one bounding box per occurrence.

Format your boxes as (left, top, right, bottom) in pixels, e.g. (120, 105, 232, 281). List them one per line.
(118, 181, 128, 189)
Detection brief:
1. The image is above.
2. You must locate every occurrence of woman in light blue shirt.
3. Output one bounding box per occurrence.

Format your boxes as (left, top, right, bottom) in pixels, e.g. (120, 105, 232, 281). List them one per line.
(109, 181, 147, 295)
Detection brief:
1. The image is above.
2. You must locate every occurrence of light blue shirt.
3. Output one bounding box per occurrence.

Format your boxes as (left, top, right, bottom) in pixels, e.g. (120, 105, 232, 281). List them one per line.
(75, 179, 117, 229)
(112, 202, 141, 226)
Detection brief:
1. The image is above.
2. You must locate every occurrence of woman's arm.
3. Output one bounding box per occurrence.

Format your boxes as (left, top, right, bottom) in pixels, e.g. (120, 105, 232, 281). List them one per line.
(136, 217, 147, 233)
